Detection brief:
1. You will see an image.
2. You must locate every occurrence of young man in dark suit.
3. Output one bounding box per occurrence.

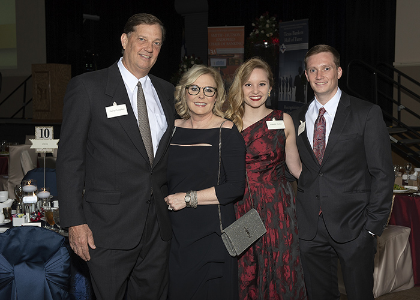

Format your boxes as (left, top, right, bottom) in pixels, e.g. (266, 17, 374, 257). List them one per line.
(291, 44, 394, 300)
(57, 13, 174, 300)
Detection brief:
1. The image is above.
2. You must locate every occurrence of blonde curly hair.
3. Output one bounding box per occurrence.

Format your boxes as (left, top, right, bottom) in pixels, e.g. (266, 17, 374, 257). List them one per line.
(225, 57, 273, 131)
(174, 65, 226, 119)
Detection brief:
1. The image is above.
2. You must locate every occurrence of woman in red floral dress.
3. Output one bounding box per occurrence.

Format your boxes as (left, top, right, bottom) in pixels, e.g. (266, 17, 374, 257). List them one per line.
(226, 58, 307, 300)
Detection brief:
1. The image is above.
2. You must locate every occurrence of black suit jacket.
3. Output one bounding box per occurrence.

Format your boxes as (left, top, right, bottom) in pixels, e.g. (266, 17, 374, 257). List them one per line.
(57, 62, 175, 249)
(291, 92, 393, 243)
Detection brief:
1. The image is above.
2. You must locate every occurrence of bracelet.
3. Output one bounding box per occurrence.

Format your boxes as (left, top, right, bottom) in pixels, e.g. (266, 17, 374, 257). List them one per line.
(190, 190, 198, 208)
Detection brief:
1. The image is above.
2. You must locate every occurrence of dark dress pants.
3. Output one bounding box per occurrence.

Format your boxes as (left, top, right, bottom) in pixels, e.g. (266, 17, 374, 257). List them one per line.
(299, 214, 376, 300)
(87, 200, 170, 300)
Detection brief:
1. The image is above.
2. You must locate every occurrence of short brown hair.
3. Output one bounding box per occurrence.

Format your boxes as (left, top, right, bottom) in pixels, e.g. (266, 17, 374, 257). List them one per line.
(123, 13, 165, 41)
(304, 44, 340, 69)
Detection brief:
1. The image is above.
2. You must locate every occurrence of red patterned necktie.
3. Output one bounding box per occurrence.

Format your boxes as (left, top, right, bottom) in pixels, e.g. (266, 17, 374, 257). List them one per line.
(313, 107, 326, 165)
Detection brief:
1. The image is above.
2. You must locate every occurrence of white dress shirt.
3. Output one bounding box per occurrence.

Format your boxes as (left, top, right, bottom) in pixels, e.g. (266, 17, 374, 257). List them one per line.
(118, 58, 167, 156)
(305, 88, 342, 148)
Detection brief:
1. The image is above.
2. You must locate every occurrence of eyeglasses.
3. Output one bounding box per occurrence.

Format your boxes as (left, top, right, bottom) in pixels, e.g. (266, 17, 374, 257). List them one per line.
(185, 85, 217, 97)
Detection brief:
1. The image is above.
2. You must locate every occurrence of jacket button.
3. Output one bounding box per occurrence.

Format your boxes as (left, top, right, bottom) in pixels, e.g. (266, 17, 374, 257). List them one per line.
(319, 172, 323, 176)
(146, 200, 151, 204)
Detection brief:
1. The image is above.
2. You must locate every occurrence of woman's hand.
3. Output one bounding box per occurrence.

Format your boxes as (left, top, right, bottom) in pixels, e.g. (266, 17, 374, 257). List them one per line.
(164, 192, 187, 211)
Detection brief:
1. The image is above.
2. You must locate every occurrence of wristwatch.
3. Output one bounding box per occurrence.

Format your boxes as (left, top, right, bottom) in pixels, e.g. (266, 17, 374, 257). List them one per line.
(184, 191, 192, 207)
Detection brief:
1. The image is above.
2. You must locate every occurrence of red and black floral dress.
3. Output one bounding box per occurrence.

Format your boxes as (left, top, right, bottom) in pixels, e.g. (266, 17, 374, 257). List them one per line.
(235, 110, 307, 300)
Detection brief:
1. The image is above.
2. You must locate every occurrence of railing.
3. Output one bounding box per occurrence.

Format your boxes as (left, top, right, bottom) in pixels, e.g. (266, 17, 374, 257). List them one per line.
(377, 62, 420, 123)
(347, 60, 420, 123)
(347, 59, 420, 166)
(0, 75, 32, 119)
(347, 59, 420, 128)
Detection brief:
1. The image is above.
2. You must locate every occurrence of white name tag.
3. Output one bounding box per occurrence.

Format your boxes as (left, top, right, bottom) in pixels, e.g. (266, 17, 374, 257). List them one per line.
(266, 120, 285, 130)
(298, 121, 306, 136)
(106, 102, 128, 118)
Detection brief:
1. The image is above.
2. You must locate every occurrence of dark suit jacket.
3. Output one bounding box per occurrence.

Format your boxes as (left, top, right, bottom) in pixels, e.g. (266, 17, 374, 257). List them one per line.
(57, 62, 175, 249)
(291, 92, 393, 243)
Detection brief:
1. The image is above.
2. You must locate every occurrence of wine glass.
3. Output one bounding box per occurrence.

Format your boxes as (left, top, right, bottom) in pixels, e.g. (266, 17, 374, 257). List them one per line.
(0, 140, 7, 153)
(399, 165, 405, 175)
(405, 163, 412, 175)
(393, 165, 400, 178)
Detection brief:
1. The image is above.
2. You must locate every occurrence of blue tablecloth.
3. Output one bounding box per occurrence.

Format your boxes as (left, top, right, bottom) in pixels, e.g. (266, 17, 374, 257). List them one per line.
(0, 224, 95, 300)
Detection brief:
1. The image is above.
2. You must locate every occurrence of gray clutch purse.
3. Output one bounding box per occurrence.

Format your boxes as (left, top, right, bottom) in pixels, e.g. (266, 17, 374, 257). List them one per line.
(220, 208, 266, 257)
(216, 123, 266, 257)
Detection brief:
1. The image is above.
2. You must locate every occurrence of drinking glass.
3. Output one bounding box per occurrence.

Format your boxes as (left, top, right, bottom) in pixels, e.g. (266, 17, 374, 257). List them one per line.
(37, 187, 51, 210)
(43, 206, 56, 230)
(22, 179, 37, 214)
(22, 179, 37, 193)
(3, 207, 12, 221)
(37, 187, 51, 199)
(53, 208, 64, 234)
(14, 185, 23, 213)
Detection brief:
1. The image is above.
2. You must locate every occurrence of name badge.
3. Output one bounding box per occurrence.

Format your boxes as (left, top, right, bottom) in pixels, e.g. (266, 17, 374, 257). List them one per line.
(266, 120, 285, 130)
(298, 121, 306, 136)
(106, 102, 128, 118)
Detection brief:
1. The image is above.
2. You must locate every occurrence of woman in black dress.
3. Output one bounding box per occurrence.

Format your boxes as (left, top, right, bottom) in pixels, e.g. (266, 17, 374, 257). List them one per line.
(165, 65, 246, 300)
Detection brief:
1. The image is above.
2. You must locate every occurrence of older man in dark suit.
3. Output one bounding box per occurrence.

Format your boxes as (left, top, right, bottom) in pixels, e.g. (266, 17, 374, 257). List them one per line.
(57, 13, 174, 300)
(291, 44, 394, 300)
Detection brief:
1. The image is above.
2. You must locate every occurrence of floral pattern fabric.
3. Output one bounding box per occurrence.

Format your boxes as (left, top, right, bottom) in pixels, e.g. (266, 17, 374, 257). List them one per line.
(235, 110, 307, 300)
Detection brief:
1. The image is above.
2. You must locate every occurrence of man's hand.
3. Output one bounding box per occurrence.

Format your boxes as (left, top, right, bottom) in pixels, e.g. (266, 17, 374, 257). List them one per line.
(69, 224, 96, 261)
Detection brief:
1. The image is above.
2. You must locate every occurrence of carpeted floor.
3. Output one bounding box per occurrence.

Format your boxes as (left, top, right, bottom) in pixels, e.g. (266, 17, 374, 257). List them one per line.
(340, 287, 420, 300)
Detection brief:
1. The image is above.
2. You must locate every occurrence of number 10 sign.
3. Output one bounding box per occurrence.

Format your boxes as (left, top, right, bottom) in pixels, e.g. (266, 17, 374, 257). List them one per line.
(30, 126, 59, 153)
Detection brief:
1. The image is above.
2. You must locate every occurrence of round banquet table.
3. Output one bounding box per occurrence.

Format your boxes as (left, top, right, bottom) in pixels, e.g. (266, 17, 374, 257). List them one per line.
(388, 193, 420, 286)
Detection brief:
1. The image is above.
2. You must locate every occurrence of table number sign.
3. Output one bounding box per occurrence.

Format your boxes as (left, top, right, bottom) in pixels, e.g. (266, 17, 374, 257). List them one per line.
(28, 126, 58, 206)
(30, 126, 59, 153)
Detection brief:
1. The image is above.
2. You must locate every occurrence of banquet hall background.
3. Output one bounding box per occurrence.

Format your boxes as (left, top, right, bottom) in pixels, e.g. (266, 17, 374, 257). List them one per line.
(0, 0, 401, 125)
(0, 1, 420, 299)
(2, 0, 419, 153)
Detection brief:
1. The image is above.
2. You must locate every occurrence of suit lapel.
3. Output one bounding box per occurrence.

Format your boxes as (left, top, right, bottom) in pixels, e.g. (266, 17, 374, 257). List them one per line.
(322, 93, 351, 165)
(105, 63, 151, 164)
(296, 101, 319, 165)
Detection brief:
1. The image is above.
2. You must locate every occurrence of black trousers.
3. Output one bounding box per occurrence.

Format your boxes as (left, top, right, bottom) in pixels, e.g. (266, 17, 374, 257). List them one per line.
(299, 214, 377, 300)
(87, 200, 170, 300)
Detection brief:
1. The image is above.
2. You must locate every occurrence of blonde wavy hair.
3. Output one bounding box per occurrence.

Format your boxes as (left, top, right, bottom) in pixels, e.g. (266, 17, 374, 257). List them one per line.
(174, 65, 226, 119)
(225, 57, 273, 131)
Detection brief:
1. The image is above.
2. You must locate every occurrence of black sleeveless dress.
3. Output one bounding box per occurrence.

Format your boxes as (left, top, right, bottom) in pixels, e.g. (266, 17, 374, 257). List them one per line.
(167, 125, 246, 300)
